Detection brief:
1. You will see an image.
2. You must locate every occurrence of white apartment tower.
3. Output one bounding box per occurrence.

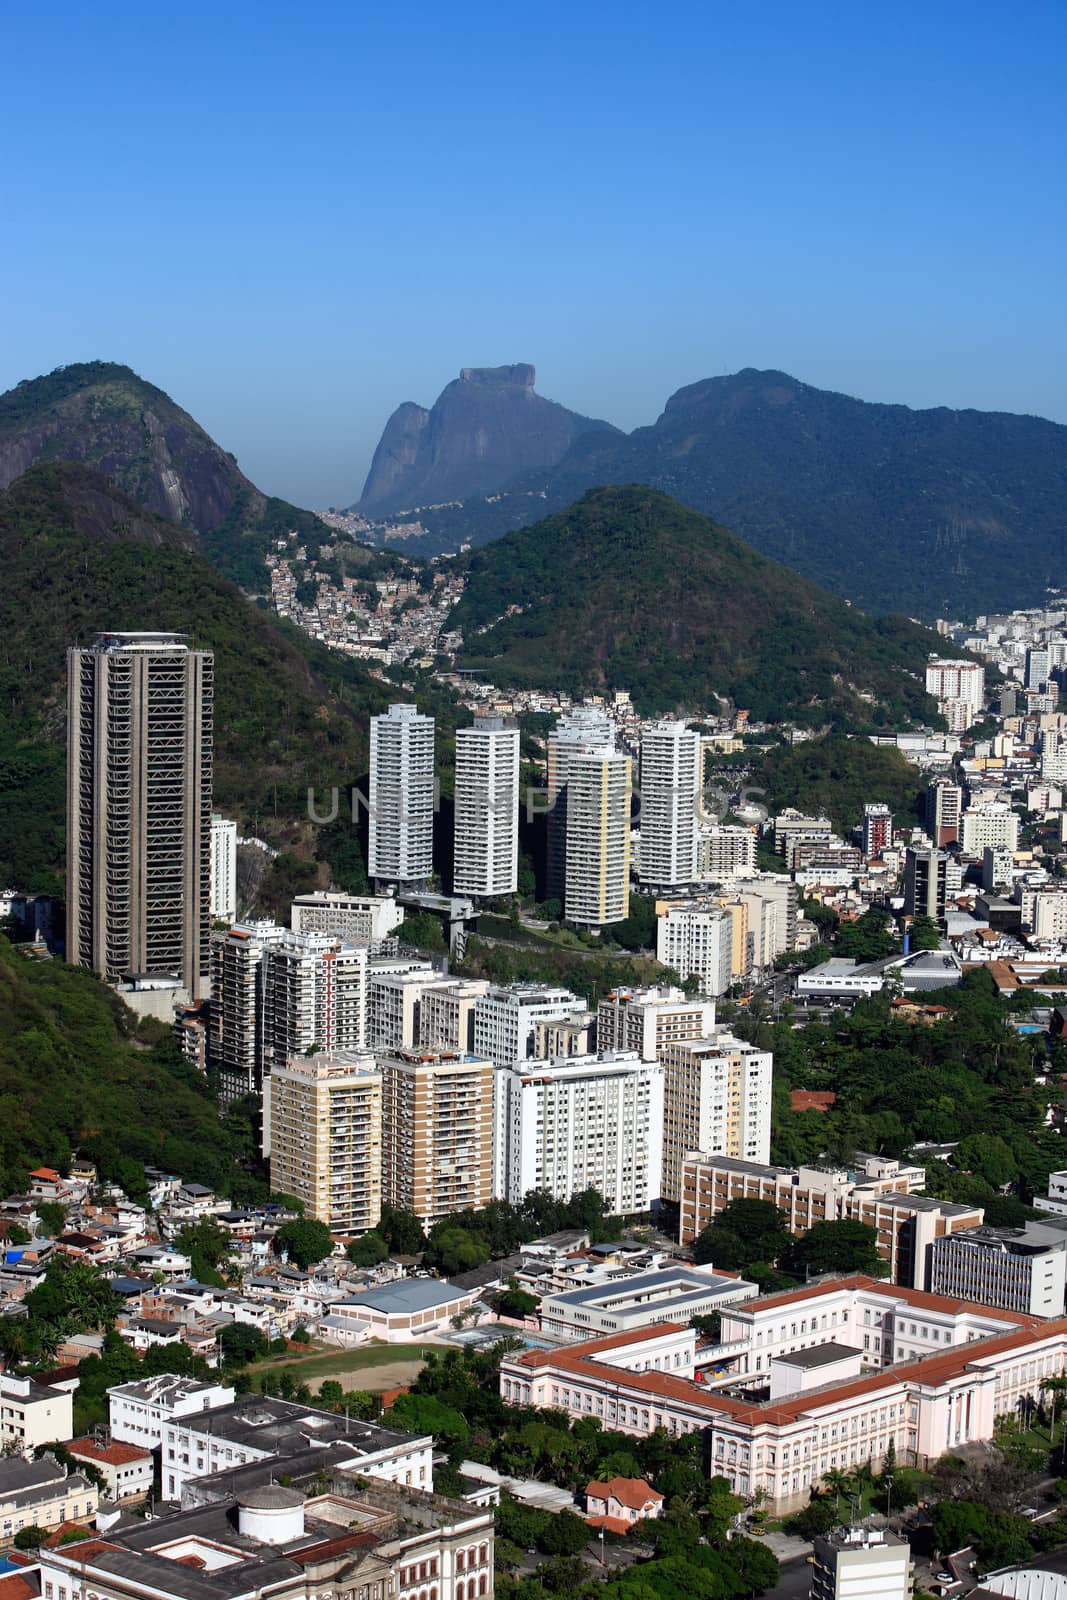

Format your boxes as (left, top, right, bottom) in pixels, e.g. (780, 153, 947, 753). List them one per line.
(638, 721, 700, 888)
(545, 707, 615, 900)
(368, 703, 435, 889)
(209, 815, 237, 923)
(493, 1052, 664, 1213)
(268, 1050, 383, 1233)
(209, 919, 285, 1103)
(66, 632, 213, 995)
(453, 717, 520, 897)
(260, 932, 368, 1083)
(656, 903, 733, 996)
(473, 982, 584, 1065)
(925, 658, 985, 732)
(564, 747, 632, 927)
(660, 1031, 773, 1202)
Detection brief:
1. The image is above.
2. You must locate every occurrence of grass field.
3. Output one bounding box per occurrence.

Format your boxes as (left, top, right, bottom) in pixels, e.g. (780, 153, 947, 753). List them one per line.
(246, 1341, 430, 1393)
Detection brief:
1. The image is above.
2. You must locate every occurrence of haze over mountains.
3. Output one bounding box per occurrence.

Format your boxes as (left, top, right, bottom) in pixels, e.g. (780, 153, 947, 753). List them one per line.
(360, 367, 1067, 619)
(358, 363, 617, 510)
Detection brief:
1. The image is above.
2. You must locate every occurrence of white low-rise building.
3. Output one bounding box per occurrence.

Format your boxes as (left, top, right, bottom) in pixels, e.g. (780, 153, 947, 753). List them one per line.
(540, 1262, 756, 1342)
(109, 1374, 236, 1449)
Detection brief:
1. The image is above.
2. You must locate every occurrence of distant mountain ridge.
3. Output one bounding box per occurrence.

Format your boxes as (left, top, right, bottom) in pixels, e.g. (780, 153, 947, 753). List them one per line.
(0, 361, 391, 590)
(447, 484, 961, 724)
(364, 367, 1067, 617)
(358, 363, 618, 510)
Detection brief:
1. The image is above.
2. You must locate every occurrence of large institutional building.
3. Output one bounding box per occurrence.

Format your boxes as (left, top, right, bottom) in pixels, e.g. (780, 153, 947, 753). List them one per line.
(66, 631, 213, 994)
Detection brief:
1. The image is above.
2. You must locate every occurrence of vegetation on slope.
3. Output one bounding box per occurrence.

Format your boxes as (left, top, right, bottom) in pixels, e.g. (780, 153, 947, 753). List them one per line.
(448, 485, 956, 723)
(759, 734, 927, 834)
(0, 462, 456, 895)
(0, 936, 260, 1199)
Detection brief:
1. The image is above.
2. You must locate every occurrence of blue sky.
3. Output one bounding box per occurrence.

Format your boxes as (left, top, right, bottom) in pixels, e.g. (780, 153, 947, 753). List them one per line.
(2, 0, 1064, 506)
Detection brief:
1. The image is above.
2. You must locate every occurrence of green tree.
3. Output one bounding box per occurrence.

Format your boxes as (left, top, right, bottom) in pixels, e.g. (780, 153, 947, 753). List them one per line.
(379, 1206, 427, 1255)
(273, 1218, 333, 1268)
(538, 1508, 590, 1557)
(346, 1231, 389, 1268)
(954, 1133, 1017, 1189)
(692, 1199, 792, 1270)
(789, 1219, 887, 1278)
(908, 915, 941, 950)
(424, 1224, 489, 1277)
(36, 1202, 67, 1238)
(218, 1322, 269, 1365)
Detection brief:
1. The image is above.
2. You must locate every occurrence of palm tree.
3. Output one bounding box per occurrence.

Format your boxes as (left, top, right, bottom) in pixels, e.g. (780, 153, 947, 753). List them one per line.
(1041, 1374, 1067, 1448)
(822, 1468, 854, 1516)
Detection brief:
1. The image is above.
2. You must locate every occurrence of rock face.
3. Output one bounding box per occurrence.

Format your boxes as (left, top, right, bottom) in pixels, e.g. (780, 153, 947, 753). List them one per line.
(358, 364, 617, 510)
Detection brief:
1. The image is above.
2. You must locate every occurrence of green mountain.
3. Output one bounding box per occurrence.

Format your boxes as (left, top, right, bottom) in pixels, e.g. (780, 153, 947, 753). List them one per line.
(373, 369, 1067, 619)
(0, 362, 396, 589)
(0, 461, 426, 896)
(0, 933, 259, 1201)
(448, 485, 959, 723)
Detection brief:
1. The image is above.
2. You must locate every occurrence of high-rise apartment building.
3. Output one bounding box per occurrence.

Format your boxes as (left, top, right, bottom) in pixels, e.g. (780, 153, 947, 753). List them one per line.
(260, 933, 368, 1086)
(290, 890, 404, 948)
(924, 778, 963, 847)
(209, 919, 285, 1103)
(67, 632, 213, 994)
(209, 815, 237, 924)
(697, 824, 758, 880)
(925, 658, 985, 732)
(418, 979, 491, 1053)
(903, 848, 950, 922)
(638, 721, 700, 888)
(1026, 645, 1052, 691)
(473, 983, 583, 1065)
(453, 717, 519, 897)
(366, 964, 454, 1052)
(564, 748, 632, 926)
(660, 1032, 773, 1203)
(493, 1052, 664, 1212)
(268, 1050, 383, 1233)
(655, 903, 733, 997)
(960, 803, 1019, 856)
(379, 1049, 495, 1224)
(861, 803, 893, 859)
(597, 985, 716, 1062)
(545, 707, 614, 900)
(368, 704, 435, 889)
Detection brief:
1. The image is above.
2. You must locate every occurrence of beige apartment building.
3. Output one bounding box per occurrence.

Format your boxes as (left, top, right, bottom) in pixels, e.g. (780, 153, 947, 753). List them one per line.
(268, 1051, 383, 1233)
(597, 985, 715, 1062)
(380, 1049, 495, 1224)
(660, 1034, 773, 1203)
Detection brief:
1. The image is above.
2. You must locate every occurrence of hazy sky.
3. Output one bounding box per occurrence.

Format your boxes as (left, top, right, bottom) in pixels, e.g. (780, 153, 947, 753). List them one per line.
(3, 0, 1064, 507)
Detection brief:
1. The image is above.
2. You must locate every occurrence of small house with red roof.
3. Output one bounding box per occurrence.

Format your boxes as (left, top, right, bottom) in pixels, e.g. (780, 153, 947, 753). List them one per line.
(585, 1477, 663, 1532)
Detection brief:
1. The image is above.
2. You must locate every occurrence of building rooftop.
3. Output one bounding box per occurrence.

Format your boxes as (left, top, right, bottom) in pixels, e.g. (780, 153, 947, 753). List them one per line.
(775, 1341, 863, 1370)
(346, 1279, 469, 1314)
(171, 1394, 422, 1458)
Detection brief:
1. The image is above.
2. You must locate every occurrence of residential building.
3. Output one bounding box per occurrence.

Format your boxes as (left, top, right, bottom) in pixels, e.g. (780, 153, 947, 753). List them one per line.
(268, 1050, 383, 1233)
(564, 747, 632, 927)
(419, 979, 492, 1053)
(596, 985, 715, 1063)
(0, 1456, 98, 1541)
(697, 823, 758, 879)
(68, 1436, 154, 1501)
(930, 1225, 1067, 1318)
(903, 848, 951, 922)
(492, 1051, 664, 1212)
(660, 1033, 773, 1203)
(655, 903, 733, 996)
(0, 1371, 73, 1449)
(453, 717, 520, 897)
(210, 815, 237, 923)
(66, 631, 213, 995)
(737, 876, 799, 963)
(260, 933, 368, 1081)
(368, 703, 435, 890)
(925, 658, 985, 730)
(811, 1527, 913, 1600)
(925, 778, 963, 847)
(1026, 645, 1053, 691)
(380, 1049, 495, 1224)
(158, 1393, 433, 1501)
(534, 1012, 597, 1058)
(291, 890, 405, 948)
(540, 1264, 756, 1341)
(771, 811, 833, 866)
(637, 721, 700, 888)
(109, 1375, 236, 1449)
(209, 920, 285, 1103)
(861, 803, 893, 859)
(585, 1477, 663, 1531)
(961, 803, 1020, 856)
(677, 1153, 979, 1287)
(546, 706, 615, 899)
(367, 964, 453, 1052)
(473, 983, 583, 1065)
